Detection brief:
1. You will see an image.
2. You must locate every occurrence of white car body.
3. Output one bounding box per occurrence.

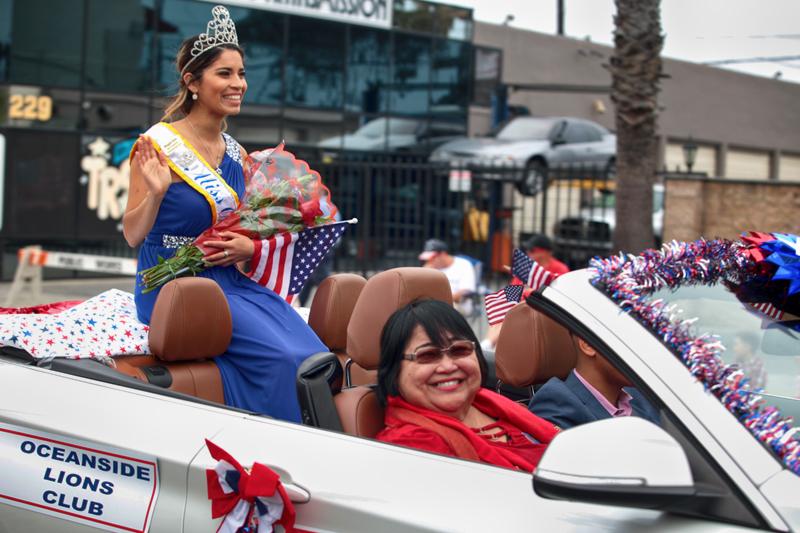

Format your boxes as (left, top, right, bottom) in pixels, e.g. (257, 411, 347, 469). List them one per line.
(1, 269, 798, 531)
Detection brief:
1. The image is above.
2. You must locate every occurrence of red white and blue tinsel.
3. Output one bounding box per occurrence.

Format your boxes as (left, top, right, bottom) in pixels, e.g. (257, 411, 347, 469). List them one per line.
(589, 233, 800, 475)
(205, 439, 297, 533)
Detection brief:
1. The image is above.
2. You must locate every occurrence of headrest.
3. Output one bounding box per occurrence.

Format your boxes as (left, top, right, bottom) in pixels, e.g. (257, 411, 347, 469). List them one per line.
(346, 267, 453, 370)
(494, 303, 578, 387)
(148, 277, 232, 362)
(308, 274, 367, 351)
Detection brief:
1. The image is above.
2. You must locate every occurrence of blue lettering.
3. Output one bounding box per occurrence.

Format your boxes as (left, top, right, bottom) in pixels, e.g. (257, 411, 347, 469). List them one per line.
(99, 480, 114, 495)
(65, 450, 80, 465)
(51, 446, 64, 461)
(20, 441, 35, 454)
(36, 444, 51, 458)
(42, 490, 57, 504)
(136, 466, 151, 482)
(88, 501, 104, 516)
(43, 467, 58, 482)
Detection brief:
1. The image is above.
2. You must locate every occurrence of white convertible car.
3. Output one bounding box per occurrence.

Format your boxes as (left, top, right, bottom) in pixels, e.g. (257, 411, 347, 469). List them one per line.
(0, 237, 798, 532)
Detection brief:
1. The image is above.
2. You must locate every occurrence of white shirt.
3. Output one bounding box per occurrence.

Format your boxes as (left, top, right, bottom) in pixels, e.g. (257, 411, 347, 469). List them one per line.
(438, 256, 477, 315)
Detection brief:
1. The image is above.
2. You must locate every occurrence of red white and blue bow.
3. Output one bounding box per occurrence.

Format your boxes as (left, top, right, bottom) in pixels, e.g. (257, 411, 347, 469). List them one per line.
(511, 248, 553, 291)
(205, 439, 296, 533)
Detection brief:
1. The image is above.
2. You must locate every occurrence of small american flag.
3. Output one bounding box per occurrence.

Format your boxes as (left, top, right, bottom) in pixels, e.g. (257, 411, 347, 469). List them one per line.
(511, 248, 553, 291)
(249, 221, 350, 301)
(485, 285, 524, 325)
(747, 301, 784, 320)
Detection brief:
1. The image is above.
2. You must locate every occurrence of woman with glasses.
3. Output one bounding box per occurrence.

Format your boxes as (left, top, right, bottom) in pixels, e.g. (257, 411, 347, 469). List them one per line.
(376, 299, 559, 472)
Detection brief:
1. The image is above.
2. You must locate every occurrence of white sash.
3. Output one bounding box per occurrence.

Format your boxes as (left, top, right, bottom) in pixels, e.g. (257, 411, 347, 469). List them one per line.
(139, 122, 239, 224)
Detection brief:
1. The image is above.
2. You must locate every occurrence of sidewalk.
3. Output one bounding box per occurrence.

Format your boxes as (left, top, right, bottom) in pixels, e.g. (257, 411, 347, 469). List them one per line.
(0, 277, 136, 309)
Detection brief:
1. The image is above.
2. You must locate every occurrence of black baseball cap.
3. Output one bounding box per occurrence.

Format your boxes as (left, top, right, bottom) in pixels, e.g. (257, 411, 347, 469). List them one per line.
(525, 234, 553, 251)
(419, 238, 448, 261)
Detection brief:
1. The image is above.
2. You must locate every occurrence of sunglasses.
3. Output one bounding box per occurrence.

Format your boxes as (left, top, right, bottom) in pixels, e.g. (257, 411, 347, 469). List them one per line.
(403, 340, 476, 365)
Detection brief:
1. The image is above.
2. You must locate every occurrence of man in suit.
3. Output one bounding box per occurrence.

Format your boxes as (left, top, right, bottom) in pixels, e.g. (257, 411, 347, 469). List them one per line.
(529, 336, 659, 430)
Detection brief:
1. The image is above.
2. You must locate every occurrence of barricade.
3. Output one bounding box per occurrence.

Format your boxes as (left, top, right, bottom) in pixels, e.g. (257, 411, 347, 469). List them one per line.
(4, 246, 137, 307)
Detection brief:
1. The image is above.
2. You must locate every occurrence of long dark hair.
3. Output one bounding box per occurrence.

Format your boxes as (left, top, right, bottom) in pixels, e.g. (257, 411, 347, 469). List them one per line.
(161, 35, 244, 122)
(377, 299, 487, 406)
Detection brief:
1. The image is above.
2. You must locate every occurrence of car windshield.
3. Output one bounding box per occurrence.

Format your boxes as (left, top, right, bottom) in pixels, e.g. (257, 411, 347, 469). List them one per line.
(652, 283, 800, 417)
(495, 118, 556, 141)
(356, 118, 420, 138)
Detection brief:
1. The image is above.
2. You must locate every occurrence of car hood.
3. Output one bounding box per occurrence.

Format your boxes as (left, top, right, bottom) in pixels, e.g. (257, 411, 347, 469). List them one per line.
(317, 134, 416, 151)
(437, 137, 550, 156)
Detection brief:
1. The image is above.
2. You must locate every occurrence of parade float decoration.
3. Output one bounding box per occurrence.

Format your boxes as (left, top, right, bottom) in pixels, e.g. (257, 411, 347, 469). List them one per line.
(590, 232, 800, 475)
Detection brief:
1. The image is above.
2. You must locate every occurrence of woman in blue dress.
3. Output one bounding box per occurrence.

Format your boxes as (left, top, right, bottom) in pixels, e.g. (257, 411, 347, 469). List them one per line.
(123, 6, 326, 423)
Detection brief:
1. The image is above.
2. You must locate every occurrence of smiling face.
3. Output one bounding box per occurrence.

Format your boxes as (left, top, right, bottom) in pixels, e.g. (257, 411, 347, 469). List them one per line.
(186, 48, 247, 117)
(396, 325, 482, 421)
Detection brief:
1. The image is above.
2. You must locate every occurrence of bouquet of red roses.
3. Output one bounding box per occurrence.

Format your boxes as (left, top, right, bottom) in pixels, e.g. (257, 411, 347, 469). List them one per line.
(139, 143, 338, 293)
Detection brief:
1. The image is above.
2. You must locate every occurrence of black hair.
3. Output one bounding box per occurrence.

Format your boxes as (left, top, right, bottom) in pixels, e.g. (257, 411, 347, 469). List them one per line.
(162, 35, 245, 121)
(525, 233, 553, 251)
(376, 299, 487, 406)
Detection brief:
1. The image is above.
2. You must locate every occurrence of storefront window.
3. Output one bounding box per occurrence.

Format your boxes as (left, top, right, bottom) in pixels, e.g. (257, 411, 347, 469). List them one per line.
(156, 0, 250, 93)
(473, 46, 502, 106)
(346, 27, 390, 114)
(286, 17, 344, 109)
(85, 0, 153, 93)
(430, 38, 470, 115)
(8, 0, 84, 88)
(391, 33, 430, 115)
(393, 0, 433, 34)
(432, 5, 472, 40)
(235, 10, 284, 106)
(0, 0, 11, 81)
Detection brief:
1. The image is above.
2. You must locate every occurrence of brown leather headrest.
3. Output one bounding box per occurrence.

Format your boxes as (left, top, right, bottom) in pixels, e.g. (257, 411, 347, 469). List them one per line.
(346, 267, 452, 370)
(308, 273, 367, 351)
(494, 303, 578, 387)
(148, 277, 232, 362)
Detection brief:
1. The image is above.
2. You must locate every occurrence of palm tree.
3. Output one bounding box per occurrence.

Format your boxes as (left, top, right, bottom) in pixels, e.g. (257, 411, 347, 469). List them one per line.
(608, 0, 664, 253)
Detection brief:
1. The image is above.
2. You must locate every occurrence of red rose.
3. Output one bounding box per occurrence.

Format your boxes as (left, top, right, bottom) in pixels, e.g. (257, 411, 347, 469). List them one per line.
(299, 199, 322, 227)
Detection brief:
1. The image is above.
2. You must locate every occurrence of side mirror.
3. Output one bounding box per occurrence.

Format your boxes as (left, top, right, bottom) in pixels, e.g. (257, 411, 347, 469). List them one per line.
(534, 417, 696, 509)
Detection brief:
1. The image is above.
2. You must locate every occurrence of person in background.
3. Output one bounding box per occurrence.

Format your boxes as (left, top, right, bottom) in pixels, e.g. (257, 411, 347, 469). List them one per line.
(528, 335, 659, 430)
(523, 234, 569, 277)
(376, 299, 558, 472)
(419, 239, 477, 316)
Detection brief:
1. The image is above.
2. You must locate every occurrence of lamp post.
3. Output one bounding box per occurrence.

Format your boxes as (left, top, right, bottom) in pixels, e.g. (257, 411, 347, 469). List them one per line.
(682, 137, 698, 173)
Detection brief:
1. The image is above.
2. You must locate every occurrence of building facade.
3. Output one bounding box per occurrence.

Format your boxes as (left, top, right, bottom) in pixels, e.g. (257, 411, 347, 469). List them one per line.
(0, 0, 475, 277)
(471, 21, 800, 181)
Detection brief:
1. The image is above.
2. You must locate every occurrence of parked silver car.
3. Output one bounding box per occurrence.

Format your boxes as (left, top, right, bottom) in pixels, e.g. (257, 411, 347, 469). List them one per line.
(429, 116, 616, 196)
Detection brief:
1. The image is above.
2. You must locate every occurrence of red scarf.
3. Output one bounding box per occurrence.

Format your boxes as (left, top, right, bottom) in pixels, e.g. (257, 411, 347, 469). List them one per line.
(383, 388, 558, 472)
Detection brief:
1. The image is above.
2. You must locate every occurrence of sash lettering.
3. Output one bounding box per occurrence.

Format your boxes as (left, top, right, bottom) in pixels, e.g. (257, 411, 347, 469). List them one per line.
(136, 123, 239, 224)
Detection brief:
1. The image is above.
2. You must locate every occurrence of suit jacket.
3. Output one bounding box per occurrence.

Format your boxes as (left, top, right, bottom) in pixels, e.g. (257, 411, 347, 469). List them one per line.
(528, 371, 660, 430)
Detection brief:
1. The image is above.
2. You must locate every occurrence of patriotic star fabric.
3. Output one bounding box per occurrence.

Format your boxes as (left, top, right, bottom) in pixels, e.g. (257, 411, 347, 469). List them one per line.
(249, 221, 349, 301)
(0, 289, 150, 360)
(511, 248, 554, 292)
(485, 285, 524, 325)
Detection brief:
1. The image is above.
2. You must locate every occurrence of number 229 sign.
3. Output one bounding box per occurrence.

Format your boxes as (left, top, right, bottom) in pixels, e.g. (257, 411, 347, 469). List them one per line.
(7, 91, 53, 122)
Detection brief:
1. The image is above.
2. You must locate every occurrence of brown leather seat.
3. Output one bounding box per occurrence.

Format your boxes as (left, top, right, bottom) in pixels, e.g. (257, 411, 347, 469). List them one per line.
(494, 302, 579, 389)
(334, 267, 453, 437)
(307, 273, 374, 386)
(113, 277, 231, 403)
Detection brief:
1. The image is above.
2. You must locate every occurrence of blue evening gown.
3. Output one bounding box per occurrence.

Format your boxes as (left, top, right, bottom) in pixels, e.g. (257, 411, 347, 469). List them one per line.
(134, 132, 327, 422)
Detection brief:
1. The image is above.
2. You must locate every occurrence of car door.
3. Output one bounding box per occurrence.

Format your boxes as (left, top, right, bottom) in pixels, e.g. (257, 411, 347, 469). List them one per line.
(527, 273, 798, 531)
(548, 121, 596, 166)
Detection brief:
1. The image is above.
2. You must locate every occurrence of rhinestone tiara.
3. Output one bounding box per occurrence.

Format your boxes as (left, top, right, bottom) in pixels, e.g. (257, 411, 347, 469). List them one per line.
(181, 5, 239, 73)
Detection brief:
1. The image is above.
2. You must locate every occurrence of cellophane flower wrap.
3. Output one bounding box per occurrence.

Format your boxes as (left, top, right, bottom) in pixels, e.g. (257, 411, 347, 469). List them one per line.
(139, 143, 338, 292)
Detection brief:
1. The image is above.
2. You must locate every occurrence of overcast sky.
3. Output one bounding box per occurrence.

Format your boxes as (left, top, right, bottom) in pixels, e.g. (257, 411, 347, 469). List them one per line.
(456, 0, 800, 84)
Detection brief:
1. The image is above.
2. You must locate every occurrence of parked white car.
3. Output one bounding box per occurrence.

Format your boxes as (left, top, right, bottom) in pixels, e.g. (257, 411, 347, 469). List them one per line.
(0, 251, 798, 531)
(429, 116, 616, 196)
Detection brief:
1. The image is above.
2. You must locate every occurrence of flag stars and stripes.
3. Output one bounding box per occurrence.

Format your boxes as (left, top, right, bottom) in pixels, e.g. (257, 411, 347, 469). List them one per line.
(485, 285, 524, 326)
